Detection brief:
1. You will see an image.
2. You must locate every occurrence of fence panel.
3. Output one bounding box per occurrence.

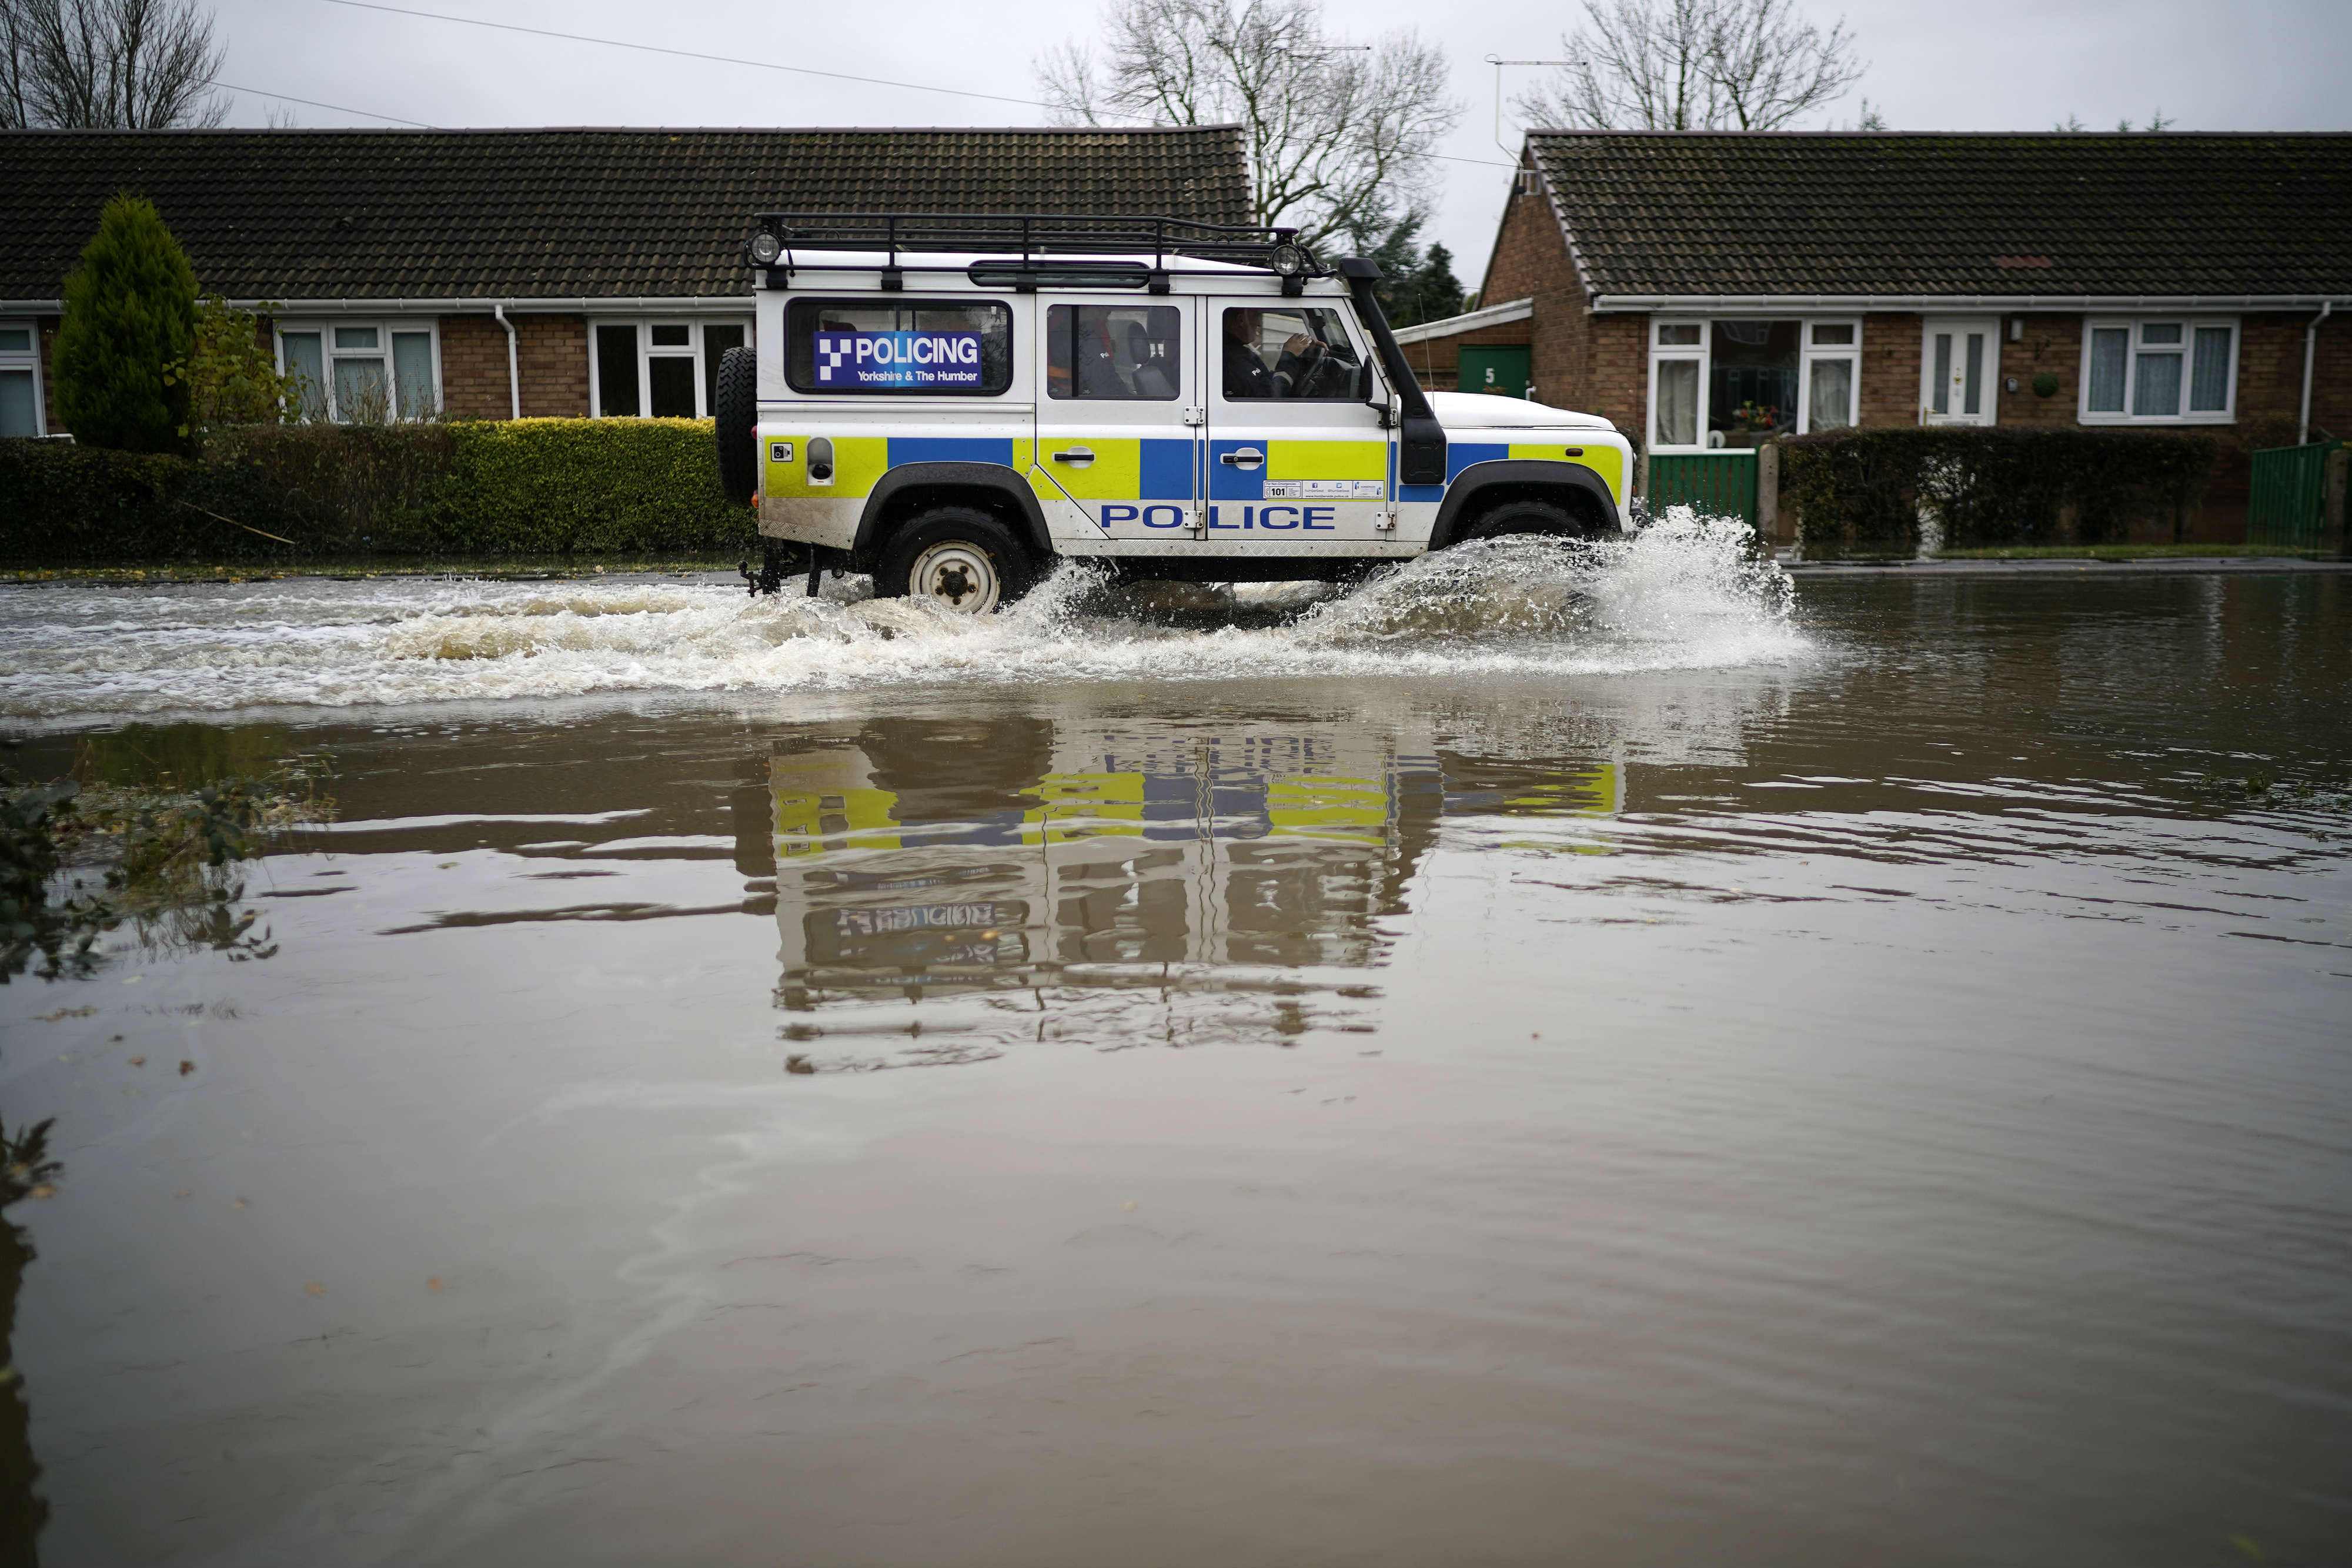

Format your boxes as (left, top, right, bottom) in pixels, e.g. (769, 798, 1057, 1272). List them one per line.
(1648, 452, 1759, 530)
(2247, 440, 2338, 549)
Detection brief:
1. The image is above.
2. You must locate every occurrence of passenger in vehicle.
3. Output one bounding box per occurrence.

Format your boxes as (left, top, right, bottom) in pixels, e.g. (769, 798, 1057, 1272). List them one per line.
(1076, 312, 1126, 398)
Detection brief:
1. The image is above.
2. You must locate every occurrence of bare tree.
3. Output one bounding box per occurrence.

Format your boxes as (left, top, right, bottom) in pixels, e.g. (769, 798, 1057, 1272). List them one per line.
(1514, 0, 1862, 132)
(1, 0, 227, 129)
(0, 0, 36, 125)
(1037, 0, 1460, 252)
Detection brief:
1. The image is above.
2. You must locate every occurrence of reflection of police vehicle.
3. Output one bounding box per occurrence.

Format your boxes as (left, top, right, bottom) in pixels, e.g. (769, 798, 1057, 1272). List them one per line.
(766, 717, 1621, 1012)
(713, 215, 1637, 613)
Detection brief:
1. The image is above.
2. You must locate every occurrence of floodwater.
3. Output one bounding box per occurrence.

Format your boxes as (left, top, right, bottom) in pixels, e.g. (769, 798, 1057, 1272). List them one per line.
(2, 523, 2349, 1567)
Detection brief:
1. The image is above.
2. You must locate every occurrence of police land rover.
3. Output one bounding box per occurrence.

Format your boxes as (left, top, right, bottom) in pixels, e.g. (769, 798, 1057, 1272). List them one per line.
(711, 214, 1635, 611)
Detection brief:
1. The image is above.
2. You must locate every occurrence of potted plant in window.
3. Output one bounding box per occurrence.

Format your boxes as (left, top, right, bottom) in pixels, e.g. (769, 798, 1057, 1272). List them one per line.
(1726, 401, 1782, 449)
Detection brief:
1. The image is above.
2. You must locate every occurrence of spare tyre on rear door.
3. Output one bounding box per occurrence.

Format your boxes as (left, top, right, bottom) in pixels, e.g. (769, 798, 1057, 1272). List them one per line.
(874, 507, 1032, 615)
(714, 345, 758, 507)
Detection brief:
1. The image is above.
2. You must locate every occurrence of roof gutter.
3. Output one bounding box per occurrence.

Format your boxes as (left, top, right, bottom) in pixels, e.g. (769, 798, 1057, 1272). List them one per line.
(1591, 293, 2352, 313)
(1391, 296, 1534, 345)
(2300, 300, 2334, 446)
(492, 303, 520, 422)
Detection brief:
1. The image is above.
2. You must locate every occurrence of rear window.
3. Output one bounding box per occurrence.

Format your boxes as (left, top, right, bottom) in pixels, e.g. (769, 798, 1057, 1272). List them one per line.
(786, 298, 1013, 396)
(1046, 305, 1182, 400)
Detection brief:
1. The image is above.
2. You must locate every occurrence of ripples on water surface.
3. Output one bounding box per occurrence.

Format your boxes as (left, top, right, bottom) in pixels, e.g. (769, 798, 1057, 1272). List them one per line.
(1, 534, 2348, 1567)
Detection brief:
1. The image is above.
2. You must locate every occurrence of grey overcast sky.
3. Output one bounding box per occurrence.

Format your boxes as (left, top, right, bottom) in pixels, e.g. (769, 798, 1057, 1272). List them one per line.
(206, 0, 2352, 290)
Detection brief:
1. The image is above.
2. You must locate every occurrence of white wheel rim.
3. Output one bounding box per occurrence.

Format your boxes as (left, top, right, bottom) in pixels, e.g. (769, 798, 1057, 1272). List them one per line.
(909, 540, 1001, 614)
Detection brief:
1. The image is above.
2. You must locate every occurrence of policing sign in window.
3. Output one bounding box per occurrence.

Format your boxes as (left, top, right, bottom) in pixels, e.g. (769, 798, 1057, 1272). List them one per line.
(785, 300, 1012, 396)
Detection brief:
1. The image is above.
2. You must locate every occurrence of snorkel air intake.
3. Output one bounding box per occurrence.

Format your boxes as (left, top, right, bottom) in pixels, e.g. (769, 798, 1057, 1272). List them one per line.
(1337, 256, 1447, 488)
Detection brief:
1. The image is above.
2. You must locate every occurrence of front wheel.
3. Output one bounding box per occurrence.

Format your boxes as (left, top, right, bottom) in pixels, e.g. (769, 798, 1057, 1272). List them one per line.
(1459, 496, 1601, 543)
(874, 509, 1033, 614)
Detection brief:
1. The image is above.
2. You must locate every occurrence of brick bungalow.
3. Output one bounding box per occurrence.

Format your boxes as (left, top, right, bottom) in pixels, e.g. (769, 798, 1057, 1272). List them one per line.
(1, 125, 1248, 437)
(1402, 132, 2352, 539)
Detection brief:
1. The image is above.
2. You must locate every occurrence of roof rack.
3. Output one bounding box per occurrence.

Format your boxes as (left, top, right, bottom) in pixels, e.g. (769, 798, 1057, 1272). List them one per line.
(747, 212, 1324, 278)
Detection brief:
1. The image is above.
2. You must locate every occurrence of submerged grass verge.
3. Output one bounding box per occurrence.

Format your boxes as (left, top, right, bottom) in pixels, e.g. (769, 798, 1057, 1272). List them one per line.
(1931, 544, 2322, 560)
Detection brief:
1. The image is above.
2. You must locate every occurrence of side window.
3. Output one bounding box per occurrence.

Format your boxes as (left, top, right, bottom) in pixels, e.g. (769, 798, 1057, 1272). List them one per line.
(1046, 305, 1181, 401)
(1220, 307, 1367, 401)
(786, 299, 1012, 396)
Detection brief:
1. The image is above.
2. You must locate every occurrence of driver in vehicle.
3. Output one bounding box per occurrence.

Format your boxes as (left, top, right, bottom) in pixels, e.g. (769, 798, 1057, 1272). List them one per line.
(1223, 309, 1328, 399)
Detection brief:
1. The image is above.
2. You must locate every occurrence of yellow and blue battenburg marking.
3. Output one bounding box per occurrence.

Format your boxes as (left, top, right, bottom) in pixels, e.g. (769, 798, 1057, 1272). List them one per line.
(759, 433, 1625, 514)
(1194, 438, 1388, 531)
(1038, 439, 1194, 530)
(1436, 442, 1626, 505)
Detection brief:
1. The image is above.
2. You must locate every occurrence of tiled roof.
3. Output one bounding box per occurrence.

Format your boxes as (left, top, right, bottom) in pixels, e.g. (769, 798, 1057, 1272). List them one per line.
(1, 126, 1251, 300)
(1525, 132, 2352, 300)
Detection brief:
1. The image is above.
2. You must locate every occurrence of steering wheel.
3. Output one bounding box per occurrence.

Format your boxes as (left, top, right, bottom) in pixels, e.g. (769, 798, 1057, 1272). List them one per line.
(1291, 343, 1338, 399)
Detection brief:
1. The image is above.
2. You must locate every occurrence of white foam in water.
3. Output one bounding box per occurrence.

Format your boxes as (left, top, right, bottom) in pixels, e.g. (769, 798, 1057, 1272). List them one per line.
(0, 510, 1803, 719)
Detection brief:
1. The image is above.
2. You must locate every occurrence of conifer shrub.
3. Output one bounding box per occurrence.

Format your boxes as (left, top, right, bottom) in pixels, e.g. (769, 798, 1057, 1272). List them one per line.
(51, 195, 201, 454)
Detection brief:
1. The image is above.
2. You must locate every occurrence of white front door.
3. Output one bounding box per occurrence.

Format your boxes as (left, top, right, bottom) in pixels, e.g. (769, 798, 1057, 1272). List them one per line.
(1920, 317, 1999, 426)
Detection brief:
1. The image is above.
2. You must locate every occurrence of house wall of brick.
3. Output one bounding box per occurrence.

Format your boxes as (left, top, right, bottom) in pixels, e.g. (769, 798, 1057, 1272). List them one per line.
(1994, 315, 2079, 426)
(1484, 182, 1599, 419)
(518, 315, 587, 417)
(1481, 181, 1571, 307)
(1568, 315, 1645, 444)
(437, 312, 589, 419)
(2310, 313, 2352, 441)
(438, 313, 510, 420)
(1857, 314, 1922, 427)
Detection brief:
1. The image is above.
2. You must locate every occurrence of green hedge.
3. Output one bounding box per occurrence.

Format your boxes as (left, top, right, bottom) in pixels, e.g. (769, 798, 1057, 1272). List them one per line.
(1779, 427, 2220, 556)
(0, 418, 755, 564)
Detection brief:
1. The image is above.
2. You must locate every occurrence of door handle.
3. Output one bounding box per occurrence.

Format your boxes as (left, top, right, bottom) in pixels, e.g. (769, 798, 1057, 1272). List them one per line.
(1220, 447, 1264, 468)
(1051, 447, 1094, 465)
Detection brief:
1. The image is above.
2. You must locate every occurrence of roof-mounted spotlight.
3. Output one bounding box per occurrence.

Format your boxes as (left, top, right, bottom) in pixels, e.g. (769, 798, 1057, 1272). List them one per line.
(1269, 242, 1307, 277)
(749, 230, 783, 266)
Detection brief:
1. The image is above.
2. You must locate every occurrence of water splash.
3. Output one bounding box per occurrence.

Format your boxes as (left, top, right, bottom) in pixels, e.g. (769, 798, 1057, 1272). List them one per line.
(0, 510, 1805, 718)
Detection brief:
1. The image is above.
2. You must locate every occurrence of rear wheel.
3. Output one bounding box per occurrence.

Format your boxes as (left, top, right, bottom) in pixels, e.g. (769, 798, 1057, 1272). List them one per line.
(713, 346, 757, 506)
(874, 508, 1033, 615)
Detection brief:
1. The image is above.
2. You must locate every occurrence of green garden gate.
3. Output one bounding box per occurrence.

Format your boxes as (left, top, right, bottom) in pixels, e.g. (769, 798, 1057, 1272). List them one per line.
(1646, 452, 1759, 530)
(2247, 440, 2340, 549)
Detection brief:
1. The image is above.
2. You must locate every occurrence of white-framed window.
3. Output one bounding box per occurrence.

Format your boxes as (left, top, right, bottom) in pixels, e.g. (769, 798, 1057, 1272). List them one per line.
(591, 319, 751, 419)
(0, 319, 44, 437)
(275, 320, 441, 422)
(2080, 317, 2238, 423)
(1646, 316, 1862, 452)
(1649, 319, 1706, 450)
(1800, 320, 1860, 433)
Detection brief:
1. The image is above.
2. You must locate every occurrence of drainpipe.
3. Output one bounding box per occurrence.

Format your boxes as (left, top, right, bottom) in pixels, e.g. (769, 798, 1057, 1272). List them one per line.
(2300, 300, 2333, 446)
(493, 303, 520, 420)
